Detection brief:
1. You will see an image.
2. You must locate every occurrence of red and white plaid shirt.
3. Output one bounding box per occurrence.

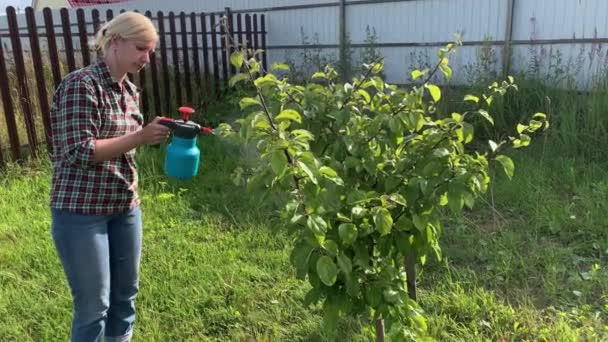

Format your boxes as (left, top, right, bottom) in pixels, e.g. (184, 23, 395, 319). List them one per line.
(50, 60, 143, 215)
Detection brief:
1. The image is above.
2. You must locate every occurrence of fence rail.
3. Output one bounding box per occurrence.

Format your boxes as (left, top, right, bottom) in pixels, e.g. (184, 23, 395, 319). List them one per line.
(0, 6, 267, 165)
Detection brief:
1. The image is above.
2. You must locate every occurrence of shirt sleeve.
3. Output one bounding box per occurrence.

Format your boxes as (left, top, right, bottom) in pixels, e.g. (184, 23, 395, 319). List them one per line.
(52, 77, 101, 168)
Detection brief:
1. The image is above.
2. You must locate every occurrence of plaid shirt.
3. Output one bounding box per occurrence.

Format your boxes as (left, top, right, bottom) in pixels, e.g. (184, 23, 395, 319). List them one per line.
(50, 60, 144, 215)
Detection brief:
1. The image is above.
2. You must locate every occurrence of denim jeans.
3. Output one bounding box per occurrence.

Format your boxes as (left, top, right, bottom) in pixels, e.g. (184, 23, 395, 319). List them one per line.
(51, 206, 142, 342)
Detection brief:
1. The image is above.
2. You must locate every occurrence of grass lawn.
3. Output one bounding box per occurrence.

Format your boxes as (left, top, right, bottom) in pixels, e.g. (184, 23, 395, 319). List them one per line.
(1, 135, 607, 341)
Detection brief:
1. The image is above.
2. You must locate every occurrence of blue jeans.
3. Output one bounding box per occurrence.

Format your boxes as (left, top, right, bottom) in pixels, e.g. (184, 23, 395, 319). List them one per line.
(51, 207, 142, 342)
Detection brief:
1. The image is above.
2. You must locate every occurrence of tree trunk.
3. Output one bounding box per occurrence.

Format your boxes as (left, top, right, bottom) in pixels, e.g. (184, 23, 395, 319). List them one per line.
(406, 249, 417, 301)
(375, 318, 385, 342)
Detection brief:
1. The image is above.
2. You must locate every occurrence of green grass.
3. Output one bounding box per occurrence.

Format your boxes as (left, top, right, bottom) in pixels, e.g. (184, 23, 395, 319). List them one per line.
(1, 134, 607, 341)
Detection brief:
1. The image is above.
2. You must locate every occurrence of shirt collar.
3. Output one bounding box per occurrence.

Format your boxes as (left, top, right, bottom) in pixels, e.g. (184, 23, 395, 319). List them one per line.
(93, 60, 139, 95)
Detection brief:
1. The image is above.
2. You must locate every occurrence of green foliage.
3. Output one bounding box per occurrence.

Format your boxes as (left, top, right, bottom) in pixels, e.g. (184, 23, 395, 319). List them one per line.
(358, 26, 385, 80)
(221, 38, 548, 338)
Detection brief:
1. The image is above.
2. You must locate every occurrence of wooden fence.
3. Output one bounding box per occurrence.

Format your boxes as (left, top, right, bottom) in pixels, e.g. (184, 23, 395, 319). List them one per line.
(0, 6, 267, 164)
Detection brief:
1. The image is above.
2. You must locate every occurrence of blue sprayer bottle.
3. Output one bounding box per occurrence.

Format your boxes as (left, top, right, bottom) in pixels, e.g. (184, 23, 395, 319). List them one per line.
(158, 106, 212, 180)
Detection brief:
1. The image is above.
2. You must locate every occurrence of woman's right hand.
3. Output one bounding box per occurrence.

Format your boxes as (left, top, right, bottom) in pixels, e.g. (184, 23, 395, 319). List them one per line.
(138, 117, 171, 145)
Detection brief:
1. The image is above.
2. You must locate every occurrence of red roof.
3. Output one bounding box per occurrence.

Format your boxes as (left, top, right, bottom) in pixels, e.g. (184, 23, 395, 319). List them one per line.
(67, 0, 131, 7)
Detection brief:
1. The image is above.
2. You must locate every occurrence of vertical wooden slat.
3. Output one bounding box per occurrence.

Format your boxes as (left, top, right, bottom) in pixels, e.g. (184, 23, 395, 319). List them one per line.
(60, 8, 76, 72)
(138, 65, 149, 122)
(253, 14, 259, 54)
(169, 12, 182, 107)
(219, 13, 229, 86)
(92, 9, 102, 59)
(225, 7, 236, 75)
(157, 11, 171, 114)
(190, 12, 201, 102)
(209, 14, 220, 97)
(0, 34, 20, 160)
(236, 14, 244, 53)
(44, 7, 62, 88)
(76, 9, 90, 67)
(26, 7, 52, 151)
(245, 14, 253, 56)
(146, 11, 161, 116)
(200, 13, 210, 101)
(7, 6, 38, 157)
(180, 12, 192, 104)
(261, 14, 268, 73)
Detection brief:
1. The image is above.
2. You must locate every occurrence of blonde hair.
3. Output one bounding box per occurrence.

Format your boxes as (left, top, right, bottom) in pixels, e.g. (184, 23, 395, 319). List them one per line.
(95, 11, 158, 53)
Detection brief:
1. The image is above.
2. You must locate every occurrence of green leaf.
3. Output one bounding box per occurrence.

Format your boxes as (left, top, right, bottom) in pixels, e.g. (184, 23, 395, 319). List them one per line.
(462, 122, 474, 143)
(316, 256, 338, 286)
(346, 275, 360, 296)
(356, 89, 371, 104)
(394, 216, 413, 232)
(323, 240, 339, 257)
(337, 253, 352, 275)
(291, 129, 315, 142)
(374, 208, 393, 236)
(495, 155, 515, 179)
(270, 151, 287, 176)
(425, 84, 441, 102)
(291, 242, 314, 279)
(270, 63, 290, 71)
(447, 183, 464, 213)
(311, 72, 326, 79)
(483, 94, 493, 106)
(411, 69, 425, 80)
(432, 147, 450, 159)
(371, 62, 384, 74)
(307, 215, 327, 236)
(464, 94, 479, 103)
(439, 63, 452, 81)
(529, 120, 543, 131)
(254, 74, 278, 88)
(322, 296, 340, 333)
(239, 97, 261, 109)
(365, 285, 382, 306)
(388, 193, 406, 206)
(275, 109, 302, 124)
(513, 134, 531, 148)
(413, 214, 427, 232)
(319, 166, 338, 178)
(517, 123, 527, 134)
(477, 109, 494, 125)
(230, 51, 244, 68)
(303, 287, 321, 306)
(351, 206, 367, 218)
(297, 160, 318, 184)
(229, 73, 249, 87)
(338, 223, 358, 245)
(383, 289, 400, 304)
(248, 58, 260, 73)
(489, 140, 498, 152)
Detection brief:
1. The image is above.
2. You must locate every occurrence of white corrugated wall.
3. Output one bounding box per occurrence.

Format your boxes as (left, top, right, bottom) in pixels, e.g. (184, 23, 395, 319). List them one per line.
(0, 0, 606, 87)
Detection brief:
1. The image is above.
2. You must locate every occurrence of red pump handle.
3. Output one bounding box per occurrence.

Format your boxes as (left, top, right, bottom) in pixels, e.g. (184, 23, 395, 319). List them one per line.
(178, 106, 195, 121)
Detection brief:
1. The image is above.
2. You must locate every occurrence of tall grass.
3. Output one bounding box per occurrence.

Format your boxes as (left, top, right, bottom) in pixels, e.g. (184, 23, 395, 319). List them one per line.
(452, 42, 608, 162)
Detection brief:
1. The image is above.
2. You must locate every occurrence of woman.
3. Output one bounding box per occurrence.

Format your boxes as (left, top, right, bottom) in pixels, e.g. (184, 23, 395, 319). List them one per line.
(49, 11, 169, 342)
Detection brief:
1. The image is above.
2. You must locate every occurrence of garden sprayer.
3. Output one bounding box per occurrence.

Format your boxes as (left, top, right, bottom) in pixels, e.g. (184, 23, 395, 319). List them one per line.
(158, 106, 213, 180)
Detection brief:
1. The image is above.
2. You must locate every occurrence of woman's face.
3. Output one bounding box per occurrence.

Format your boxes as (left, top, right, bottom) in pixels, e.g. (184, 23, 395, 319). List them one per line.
(111, 37, 157, 74)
